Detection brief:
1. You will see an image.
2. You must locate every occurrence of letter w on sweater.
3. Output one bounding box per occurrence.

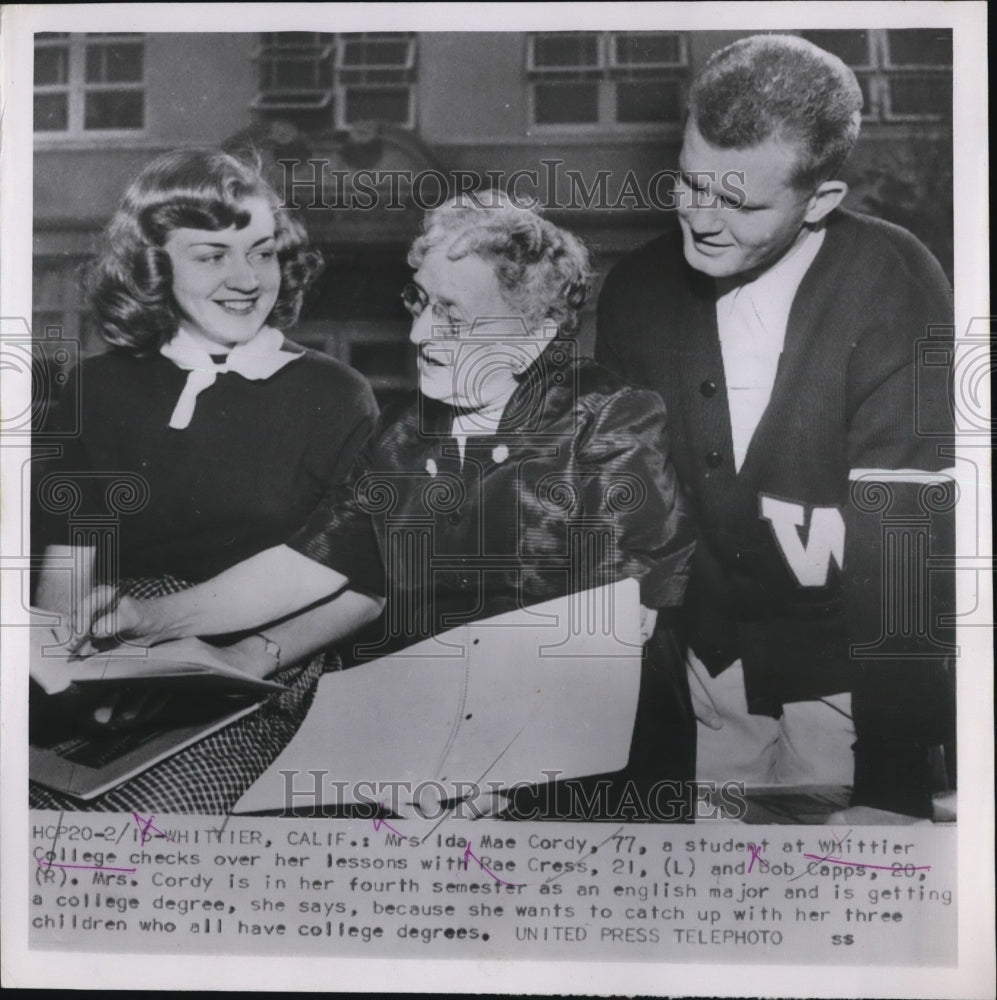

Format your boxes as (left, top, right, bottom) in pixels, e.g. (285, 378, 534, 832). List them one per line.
(760, 495, 845, 587)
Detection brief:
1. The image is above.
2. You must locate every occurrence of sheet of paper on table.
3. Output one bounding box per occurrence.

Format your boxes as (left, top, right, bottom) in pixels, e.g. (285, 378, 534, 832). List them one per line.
(234, 578, 642, 814)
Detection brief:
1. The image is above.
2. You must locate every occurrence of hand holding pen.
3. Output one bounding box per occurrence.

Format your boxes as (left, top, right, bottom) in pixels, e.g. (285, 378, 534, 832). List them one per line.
(69, 583, 145, 656)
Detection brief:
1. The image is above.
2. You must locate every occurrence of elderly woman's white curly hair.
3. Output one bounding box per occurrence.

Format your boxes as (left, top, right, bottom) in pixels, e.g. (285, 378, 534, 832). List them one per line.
(407, 190, 592, 335)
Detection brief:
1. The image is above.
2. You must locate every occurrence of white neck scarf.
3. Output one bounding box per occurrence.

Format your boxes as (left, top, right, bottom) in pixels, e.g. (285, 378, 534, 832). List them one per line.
(160, 326, 300, 429)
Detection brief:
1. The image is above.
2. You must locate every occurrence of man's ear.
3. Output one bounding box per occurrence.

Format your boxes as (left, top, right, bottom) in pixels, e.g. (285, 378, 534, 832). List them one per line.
(803, 179, 849, 225)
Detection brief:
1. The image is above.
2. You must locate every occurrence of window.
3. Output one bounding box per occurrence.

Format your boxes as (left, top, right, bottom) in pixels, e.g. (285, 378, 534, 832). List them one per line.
(32, 258, 94, 352)
(802, 29, 952, 122)
(255, 33, 335, 112)
(252, 32, 417, 129)
(527, 31, 688, 129)
(34, 33, 145, 135)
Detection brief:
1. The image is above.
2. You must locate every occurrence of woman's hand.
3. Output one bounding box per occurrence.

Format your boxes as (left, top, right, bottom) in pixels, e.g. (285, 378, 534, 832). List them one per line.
(209, 635, 281, 679)
(69, 585, 168, 655)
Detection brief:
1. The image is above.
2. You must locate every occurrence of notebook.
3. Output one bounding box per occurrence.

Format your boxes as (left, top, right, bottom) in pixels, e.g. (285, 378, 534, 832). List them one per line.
(29, 613, 281, 799)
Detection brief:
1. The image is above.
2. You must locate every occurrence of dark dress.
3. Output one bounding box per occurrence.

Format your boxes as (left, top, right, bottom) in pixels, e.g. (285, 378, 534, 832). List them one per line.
(30, 337, 378, 814)
(287, 342, 699, 821)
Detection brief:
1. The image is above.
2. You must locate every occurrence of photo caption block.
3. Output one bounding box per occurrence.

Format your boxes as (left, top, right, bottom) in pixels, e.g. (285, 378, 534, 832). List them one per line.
(29, 811, 956, 964)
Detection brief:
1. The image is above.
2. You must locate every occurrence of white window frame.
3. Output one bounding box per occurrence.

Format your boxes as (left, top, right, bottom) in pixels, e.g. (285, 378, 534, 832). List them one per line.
(803, 29, 951, 124)
(527, 31, 689, 132)
(334, 33, 417, 130)
(251, 33, 336, 112)
(33, 32, 146, 139)
(251, 33, 417, 129)
(878, 29, 952, 122)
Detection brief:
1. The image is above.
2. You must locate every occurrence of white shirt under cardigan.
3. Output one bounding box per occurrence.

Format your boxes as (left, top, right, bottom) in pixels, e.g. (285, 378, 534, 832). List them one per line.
(715, 226, 826, 472)
(692, 225, 851, 754)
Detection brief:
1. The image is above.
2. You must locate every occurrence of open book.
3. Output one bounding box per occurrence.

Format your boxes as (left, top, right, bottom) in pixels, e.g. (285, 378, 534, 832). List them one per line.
(29, 616, 284, 696)
(29, 613, 283, 800)
(234, 579, 643, 815)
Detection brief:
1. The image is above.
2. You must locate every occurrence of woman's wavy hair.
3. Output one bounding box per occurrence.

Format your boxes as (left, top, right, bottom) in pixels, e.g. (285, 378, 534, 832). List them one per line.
(86, 148, 323, 353)
(407, 190, 592, 336)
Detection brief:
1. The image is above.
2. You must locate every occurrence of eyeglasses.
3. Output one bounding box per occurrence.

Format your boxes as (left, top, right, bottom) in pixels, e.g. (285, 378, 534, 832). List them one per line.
(401, 282, 465, 339)
(401, 282, 528, 340)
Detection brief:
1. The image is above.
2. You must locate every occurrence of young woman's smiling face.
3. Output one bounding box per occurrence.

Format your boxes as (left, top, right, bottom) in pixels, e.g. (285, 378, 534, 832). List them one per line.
(163, 196, 281, 350)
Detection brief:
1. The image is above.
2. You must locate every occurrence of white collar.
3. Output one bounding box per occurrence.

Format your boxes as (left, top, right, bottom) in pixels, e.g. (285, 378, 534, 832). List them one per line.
(160, 326, 300, 429)
(717, 226, 826, 338)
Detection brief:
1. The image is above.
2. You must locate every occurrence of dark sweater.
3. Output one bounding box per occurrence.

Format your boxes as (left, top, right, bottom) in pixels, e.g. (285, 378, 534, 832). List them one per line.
(33, 339, 378, 583)
(596, 209, 956, 817)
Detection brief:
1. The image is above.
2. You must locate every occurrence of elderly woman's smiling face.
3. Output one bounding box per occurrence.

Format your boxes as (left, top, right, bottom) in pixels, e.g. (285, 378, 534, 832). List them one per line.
(407, 244, 549, 411)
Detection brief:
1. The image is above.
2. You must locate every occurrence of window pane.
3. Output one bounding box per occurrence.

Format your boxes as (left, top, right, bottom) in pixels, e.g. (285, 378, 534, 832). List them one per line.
(887, 29, 952, 66)
(614, 33, 682, 66)
(343, 87, 410, 123)
(34, 93, 68, 131)
(341, 38, 410, 66)
(534, 81, 599, 123)
(84, 90, 144, 129)
(85, 45, 104, 82)
(888, 74, 952, 117)
(262, 54, 332, 91)
(274, 58, 321, 89)
(34, 45, 68, 85)
(616, 79, 683, 123)
(105, 43, 144, 82)
(86, 42, 143, 82)
(533, 34, 599, 69)
(339, 67, 407, 85)
(803, 30, 870, 66)
(853, 72, 875, 113)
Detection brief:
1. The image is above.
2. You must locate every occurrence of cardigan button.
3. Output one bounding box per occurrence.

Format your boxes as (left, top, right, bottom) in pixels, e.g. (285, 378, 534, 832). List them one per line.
(700, 379, 717, 398)
(705, 451, 723, 468)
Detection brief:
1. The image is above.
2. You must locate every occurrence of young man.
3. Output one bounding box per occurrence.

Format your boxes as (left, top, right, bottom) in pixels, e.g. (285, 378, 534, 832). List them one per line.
(595, 34, 955, 821)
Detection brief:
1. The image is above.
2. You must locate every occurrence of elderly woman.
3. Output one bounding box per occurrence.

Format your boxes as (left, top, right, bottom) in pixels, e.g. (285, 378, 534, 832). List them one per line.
(31, 148, 381, 812)
(84, 194, 697, 820)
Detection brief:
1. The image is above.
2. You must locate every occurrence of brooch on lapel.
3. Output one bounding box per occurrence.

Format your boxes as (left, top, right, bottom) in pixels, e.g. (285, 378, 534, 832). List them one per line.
(425, 458, 438, 478)
(492, 444, 509, 464)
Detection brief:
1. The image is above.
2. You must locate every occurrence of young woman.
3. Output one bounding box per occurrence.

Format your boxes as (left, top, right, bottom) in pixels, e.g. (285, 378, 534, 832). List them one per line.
(31, 148, 381, 813)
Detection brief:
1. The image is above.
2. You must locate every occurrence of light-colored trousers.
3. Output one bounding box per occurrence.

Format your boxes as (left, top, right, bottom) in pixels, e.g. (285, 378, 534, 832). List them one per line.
(688, 652, 855, 786)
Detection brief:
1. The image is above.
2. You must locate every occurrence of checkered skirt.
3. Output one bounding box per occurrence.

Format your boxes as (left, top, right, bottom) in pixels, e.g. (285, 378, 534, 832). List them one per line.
(29, 575, 334, 814)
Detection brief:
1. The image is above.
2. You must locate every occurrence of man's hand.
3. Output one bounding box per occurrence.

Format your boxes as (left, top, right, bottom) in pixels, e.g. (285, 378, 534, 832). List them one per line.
(687, 652, 724, 730)
(826, 806, 931, 826)
(639, 605, 658, 645)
